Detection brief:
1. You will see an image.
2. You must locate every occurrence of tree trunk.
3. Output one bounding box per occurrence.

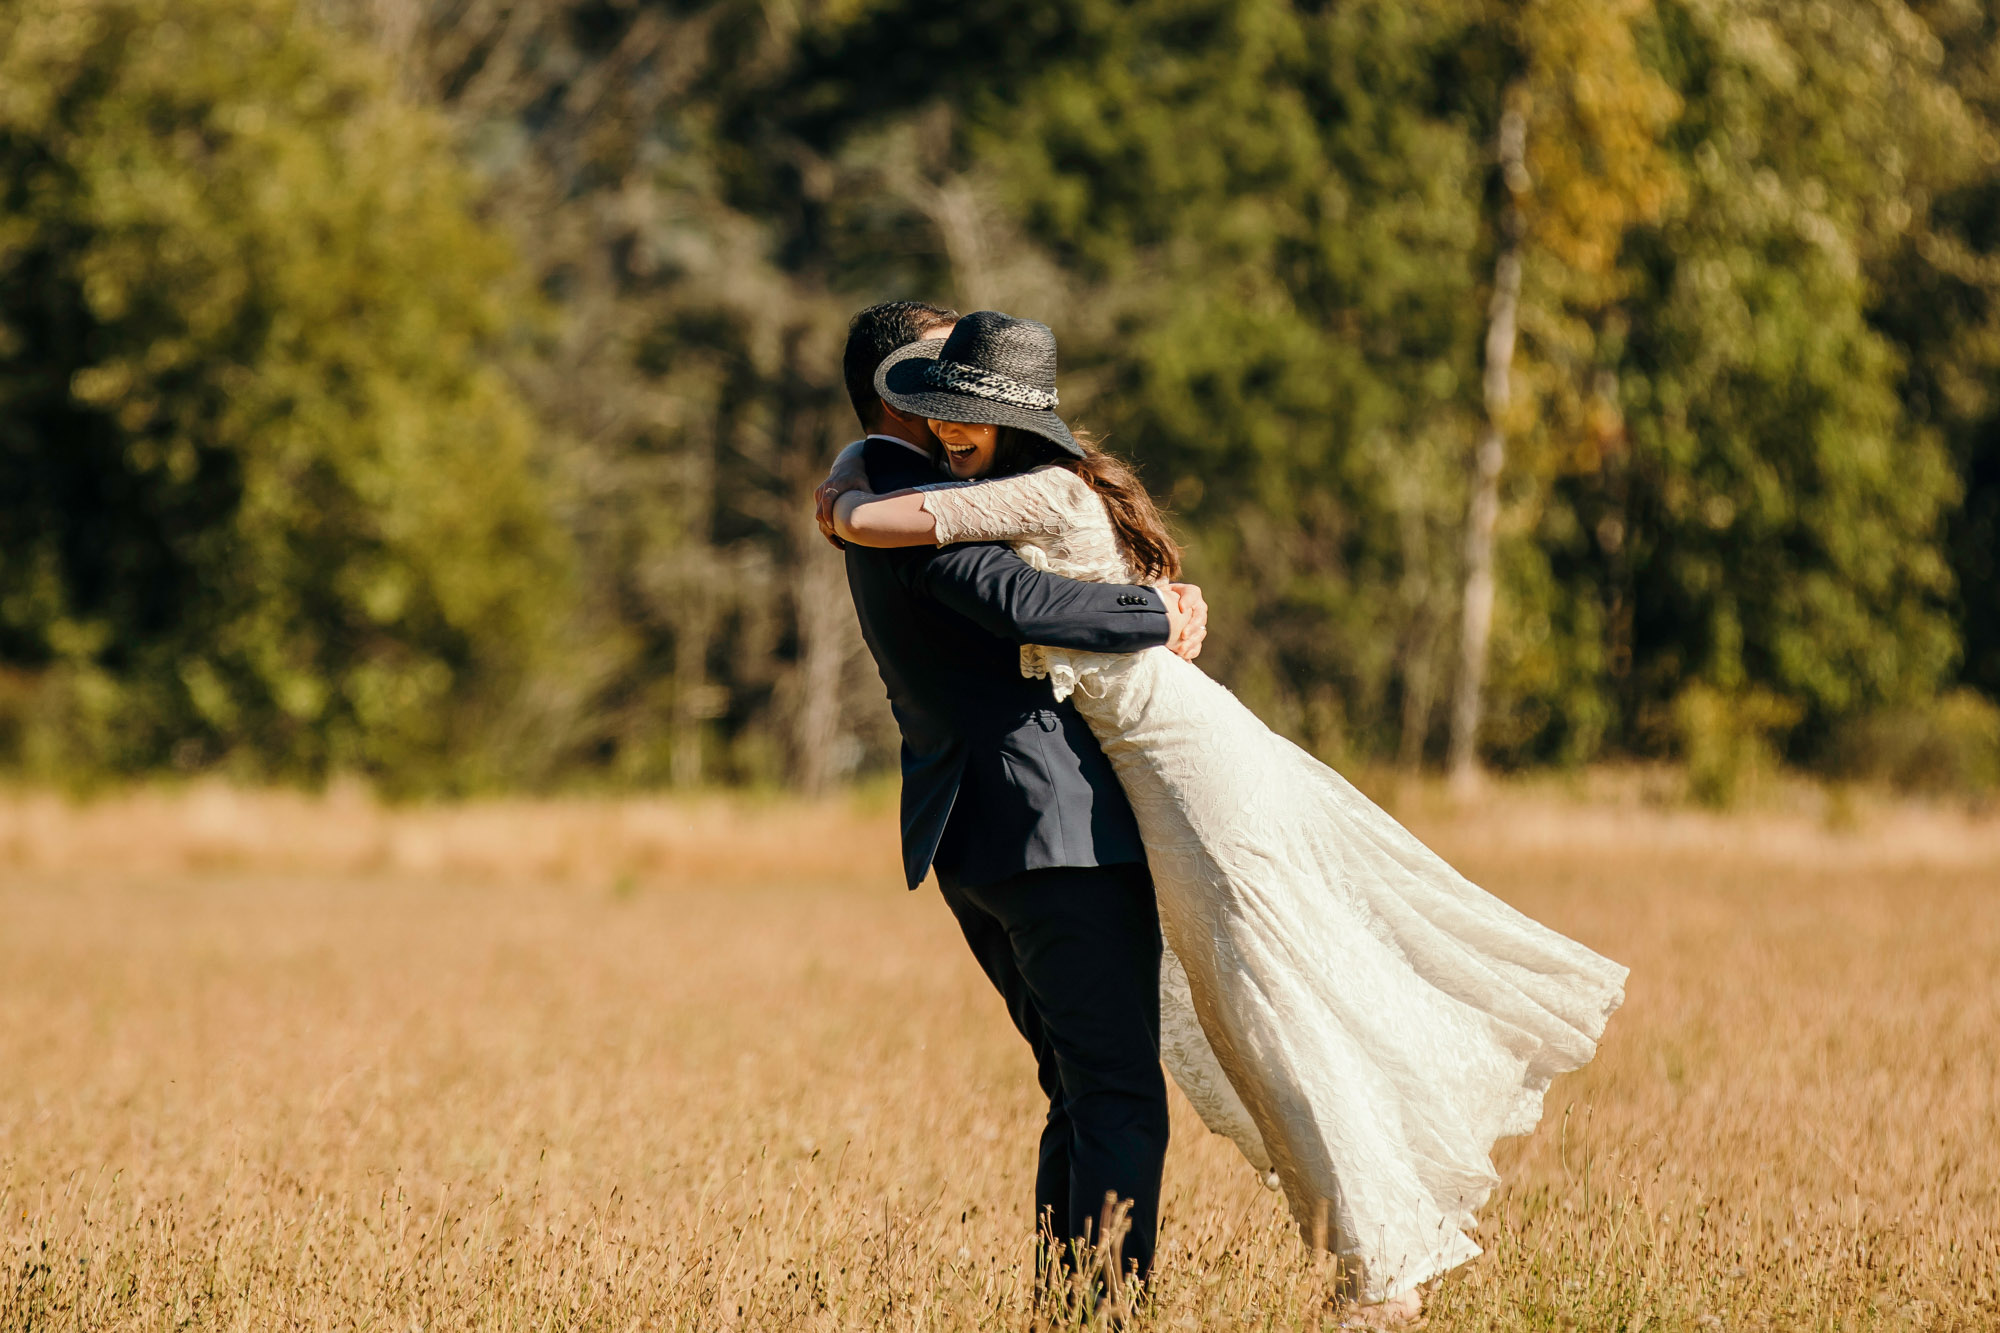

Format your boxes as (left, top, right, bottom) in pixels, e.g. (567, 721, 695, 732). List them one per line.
(671, 603, 719, 788)
(782, 362, 862, 795)
(1396, 486, 1440, 773)
(789, 529, 854, 795)
(1592, 364, 1635, 723)
(1448, 102, 1528, 795)
(1399, 614, 1440, 773)
(923, 176, 996, 311)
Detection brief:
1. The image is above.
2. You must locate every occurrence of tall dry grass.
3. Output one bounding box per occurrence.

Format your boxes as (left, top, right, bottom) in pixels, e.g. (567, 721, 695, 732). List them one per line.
(3, 780, 1996, 1330)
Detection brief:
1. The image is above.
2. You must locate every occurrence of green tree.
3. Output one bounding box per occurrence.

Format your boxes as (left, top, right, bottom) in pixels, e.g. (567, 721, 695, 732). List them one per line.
(342, 0, 965, 790)
(796, 0, 1495, 763)
(1512, 0, 1967, 775)
(1880, 0, 2000, 707)
(293, 0, 2000, 793)
(1447, 0, 1680, 784)
(0, 0, 568, 787)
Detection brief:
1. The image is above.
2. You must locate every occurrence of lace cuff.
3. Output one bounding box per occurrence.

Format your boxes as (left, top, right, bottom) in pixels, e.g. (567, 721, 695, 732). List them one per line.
(916, 466, 1081, 546)
(1019, 644, 1137, 703)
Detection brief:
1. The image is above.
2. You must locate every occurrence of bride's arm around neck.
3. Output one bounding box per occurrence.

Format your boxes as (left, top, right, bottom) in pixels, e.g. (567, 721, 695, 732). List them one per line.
(833, 487, 939, 547)
(834, 463, 1075, 550)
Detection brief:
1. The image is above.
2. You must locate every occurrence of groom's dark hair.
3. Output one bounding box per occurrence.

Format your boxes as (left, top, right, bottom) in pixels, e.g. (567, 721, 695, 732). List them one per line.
(843, 300, 959, 431)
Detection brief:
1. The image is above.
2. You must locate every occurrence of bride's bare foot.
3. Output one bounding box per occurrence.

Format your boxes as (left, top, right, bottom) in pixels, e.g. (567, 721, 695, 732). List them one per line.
(1338, 1287, 1424, 1328)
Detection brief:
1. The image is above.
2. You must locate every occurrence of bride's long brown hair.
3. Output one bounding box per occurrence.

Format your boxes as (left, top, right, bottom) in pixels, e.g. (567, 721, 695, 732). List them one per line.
(990, 426, 1181, 581)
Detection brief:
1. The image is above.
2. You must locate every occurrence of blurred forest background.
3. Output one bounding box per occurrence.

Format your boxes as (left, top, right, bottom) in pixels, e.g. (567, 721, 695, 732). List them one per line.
(2, 0, 1997, 801)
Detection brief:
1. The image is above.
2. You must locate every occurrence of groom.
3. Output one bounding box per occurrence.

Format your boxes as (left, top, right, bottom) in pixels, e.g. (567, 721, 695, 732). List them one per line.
(817, 301, 1207, 1289)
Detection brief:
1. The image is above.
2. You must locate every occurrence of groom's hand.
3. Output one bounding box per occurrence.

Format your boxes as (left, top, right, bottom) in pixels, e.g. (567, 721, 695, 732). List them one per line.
(813, 477, 848, 549)
(813, 443, 874, 549)
(1165, 582, 1208, 661)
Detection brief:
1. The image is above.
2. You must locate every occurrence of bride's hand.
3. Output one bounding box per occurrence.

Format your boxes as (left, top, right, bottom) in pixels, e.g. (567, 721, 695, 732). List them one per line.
(1166, 582, 1207, 661)
(814, 442, 873, 548)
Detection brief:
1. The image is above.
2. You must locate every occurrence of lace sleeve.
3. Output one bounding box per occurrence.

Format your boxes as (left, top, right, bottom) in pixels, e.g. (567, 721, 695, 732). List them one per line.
(917, 466, 1092, 547)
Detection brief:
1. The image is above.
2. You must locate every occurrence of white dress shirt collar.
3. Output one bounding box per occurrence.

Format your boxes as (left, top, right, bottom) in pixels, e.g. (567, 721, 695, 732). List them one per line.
(864, 432, 938, 465)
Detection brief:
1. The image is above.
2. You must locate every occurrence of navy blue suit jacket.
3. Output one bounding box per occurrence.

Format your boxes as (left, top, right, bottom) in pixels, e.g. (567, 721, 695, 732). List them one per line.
(843, 438, 1169, 889)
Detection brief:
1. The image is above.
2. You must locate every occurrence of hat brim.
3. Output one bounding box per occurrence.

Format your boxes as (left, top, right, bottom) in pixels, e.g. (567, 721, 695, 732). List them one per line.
(874, 340, 1081, 458)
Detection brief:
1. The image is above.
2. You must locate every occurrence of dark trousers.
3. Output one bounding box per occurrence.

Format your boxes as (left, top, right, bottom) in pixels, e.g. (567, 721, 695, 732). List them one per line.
(936, 862, 1170, 1286)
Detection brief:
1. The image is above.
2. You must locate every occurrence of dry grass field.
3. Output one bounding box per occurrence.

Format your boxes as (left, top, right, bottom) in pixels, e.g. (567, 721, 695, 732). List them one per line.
(3, 778, 1997, 1331)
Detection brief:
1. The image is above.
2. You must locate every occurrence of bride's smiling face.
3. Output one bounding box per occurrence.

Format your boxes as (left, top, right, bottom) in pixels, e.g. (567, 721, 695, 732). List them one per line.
(929, 419, 998, 479)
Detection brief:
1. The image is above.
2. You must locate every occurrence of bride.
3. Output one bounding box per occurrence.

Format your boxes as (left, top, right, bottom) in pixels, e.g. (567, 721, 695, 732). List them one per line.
(820, 312, 1628, 1318)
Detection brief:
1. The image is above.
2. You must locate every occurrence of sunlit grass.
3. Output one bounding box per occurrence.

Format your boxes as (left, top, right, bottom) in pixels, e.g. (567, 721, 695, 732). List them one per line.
(3, 781, 1995, 1329)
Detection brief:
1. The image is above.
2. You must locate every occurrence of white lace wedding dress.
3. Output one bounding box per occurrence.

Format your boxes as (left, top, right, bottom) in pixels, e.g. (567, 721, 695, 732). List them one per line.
(916, 465, 1628, 1303)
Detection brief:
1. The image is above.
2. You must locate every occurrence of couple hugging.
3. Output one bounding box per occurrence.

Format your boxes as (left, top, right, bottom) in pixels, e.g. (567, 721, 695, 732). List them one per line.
(815, 302, 1628, 1321)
